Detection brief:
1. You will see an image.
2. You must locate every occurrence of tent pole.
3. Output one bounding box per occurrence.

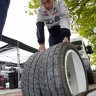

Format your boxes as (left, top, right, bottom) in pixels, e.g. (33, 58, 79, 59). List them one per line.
(17, 41, 21, 88)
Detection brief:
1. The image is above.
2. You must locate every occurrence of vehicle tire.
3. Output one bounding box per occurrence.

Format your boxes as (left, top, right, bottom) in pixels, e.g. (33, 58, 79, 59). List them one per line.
(76, 88, 96, 96)
(82, 58, 94, 84)
(21, 52, 43, 96)
(39, 42, 88, 96)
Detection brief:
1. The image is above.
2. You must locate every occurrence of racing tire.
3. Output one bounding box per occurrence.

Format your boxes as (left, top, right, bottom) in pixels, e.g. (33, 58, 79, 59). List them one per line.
(39, 42, 88, 96)
(21, 52, 43, 96)
(82, 58, 94, 84)
(76, 88, 96, 96)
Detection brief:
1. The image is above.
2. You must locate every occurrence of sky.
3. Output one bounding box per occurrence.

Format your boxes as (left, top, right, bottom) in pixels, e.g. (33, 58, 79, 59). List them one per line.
(2, 0, 49, 48)
(0, 0, 49, 63)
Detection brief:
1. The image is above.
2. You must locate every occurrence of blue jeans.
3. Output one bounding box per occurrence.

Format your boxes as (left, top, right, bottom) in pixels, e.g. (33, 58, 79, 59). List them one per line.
(49, 35, 63, 47)
(0, 0, 10, 40)
(49, 34, 70, 47)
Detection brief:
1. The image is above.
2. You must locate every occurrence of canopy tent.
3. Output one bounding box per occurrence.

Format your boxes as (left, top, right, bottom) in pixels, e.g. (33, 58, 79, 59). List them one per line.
(0, 35, 38, 88)
(0, 36, 38, 65)
(1, 35, 38, 53)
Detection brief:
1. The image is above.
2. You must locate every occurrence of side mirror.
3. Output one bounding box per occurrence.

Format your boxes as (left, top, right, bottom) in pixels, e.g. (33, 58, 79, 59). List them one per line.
(86, 45, 93, 54)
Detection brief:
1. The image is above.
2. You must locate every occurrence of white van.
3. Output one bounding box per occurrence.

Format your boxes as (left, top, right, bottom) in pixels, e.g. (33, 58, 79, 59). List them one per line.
(70, 33, 94, 84)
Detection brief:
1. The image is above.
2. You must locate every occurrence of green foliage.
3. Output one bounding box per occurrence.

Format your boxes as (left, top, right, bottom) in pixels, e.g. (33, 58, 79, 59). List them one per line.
(26, 0, 40, 15)
(27, 0, 96, 64)
(90, 53, 96, 65)
(65, 0, 96, 64)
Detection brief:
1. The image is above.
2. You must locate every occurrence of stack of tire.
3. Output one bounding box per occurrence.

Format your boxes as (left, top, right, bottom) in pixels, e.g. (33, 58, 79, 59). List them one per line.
(21, 42, 88, 96)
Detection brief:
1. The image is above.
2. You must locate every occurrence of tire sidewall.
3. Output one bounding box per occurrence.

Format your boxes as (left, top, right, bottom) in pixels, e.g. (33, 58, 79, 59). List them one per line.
(60, 43, 88, 96)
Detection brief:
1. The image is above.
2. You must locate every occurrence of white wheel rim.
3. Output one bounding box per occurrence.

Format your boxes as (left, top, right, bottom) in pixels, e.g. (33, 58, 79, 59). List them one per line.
(65, 49, 87, 95)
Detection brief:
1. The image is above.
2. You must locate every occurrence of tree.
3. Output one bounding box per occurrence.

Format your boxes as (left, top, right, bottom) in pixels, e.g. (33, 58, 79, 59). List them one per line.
(65, 0, 96, 65)
(27, 0, 96, 65)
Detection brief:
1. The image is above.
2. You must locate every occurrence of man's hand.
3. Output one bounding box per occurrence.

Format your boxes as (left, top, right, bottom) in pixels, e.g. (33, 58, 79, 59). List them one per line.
(63, 37, 69, 43)
(39, 44, 46, 52)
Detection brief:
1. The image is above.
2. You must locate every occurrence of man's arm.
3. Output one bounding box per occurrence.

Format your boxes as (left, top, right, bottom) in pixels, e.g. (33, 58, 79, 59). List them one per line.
(36, 22, 46, 51)
(58, 0, 71, 42)
(36, 7, 46, 51)
(36, 22, 45, 44)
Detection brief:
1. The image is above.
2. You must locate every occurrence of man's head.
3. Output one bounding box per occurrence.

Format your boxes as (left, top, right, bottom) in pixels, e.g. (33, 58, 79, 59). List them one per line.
(40, 0, 54, 11)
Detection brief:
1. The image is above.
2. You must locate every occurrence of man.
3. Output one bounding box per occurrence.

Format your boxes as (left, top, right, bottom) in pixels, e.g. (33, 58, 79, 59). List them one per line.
(0, 0, 10, 40)
(36, 0, 71, 51)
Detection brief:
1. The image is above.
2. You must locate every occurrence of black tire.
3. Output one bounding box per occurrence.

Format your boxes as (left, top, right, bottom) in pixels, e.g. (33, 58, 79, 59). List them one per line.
(82, 58, 94, 84)
(21, 52, 43, 96)
(39, 42, 88, 96)
(76, 88, 96, 96)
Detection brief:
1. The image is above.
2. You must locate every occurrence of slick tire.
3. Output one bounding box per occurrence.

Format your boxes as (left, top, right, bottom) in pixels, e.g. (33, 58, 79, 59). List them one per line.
(82, 58, 94, 84)
(39, 42, 88, 96)
(21, 52, 43, 96)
